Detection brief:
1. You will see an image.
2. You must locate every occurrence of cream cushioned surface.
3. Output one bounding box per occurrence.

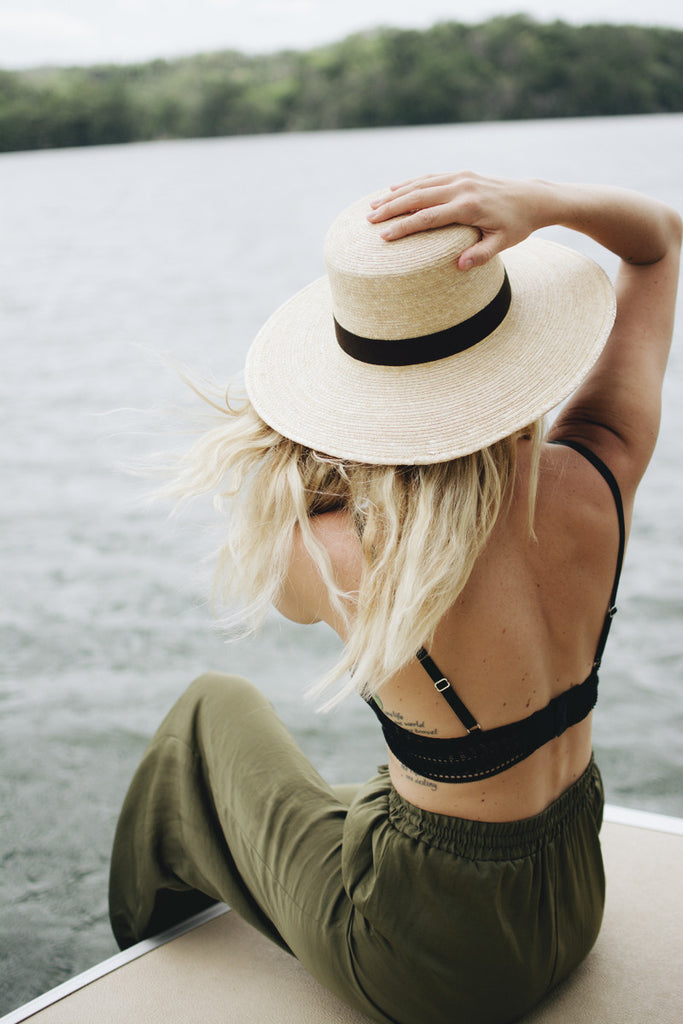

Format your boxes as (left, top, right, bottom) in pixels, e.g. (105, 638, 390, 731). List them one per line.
(16, 820, 682, 1024)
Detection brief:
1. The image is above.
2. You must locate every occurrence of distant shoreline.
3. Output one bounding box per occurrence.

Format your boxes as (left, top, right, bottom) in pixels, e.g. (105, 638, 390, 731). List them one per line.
(1, 15, 682, 154)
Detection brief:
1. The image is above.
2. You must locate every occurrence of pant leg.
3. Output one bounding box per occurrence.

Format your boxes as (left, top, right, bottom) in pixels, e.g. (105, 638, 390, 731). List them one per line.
(108, 673, 388, 1018)
(110, 672, 351, 943)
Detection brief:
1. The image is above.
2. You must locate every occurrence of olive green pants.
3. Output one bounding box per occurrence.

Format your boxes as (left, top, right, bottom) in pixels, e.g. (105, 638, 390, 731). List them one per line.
(109, 672, 605, 1024)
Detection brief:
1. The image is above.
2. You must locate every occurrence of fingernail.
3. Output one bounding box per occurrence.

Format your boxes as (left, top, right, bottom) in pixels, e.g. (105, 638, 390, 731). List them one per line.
(462, 258, 474, 270)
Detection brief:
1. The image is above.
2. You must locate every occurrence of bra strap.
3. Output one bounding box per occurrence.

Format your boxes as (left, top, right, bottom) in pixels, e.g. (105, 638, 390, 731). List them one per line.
(417, 439, 626, 731)
(550, 439, 626, 667)
(416, 647, 481, 733)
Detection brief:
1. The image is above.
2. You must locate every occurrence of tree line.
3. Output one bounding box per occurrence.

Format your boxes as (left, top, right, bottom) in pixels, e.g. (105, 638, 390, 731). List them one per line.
(2, 15, 682, 153)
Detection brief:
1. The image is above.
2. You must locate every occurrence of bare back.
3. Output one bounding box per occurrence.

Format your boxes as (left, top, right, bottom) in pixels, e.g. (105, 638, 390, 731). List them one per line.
(281, 439, 626, 822)
(371, 440, 626, 820)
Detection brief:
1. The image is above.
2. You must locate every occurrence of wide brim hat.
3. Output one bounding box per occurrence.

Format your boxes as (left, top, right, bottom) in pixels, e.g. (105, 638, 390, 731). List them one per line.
(245, 193, 616, 464)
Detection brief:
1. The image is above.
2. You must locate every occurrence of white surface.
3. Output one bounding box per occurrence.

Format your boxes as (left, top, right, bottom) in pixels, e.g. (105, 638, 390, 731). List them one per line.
(3, 809, 682, 1024)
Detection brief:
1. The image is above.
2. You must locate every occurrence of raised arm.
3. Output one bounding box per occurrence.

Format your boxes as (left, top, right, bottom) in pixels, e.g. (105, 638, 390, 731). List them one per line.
(368, 173, 681, 501)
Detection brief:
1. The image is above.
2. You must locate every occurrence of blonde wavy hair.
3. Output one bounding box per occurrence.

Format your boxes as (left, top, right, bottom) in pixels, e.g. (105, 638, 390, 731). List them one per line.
(160, 383, 543, 708)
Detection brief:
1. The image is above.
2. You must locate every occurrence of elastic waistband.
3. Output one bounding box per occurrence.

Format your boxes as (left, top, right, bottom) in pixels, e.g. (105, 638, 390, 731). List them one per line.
(388, 757, 603, 861)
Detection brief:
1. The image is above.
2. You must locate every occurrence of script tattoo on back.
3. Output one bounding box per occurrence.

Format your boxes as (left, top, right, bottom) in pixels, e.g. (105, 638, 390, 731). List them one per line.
(383, 707, 439, 736)
(400, 766, 438, 791)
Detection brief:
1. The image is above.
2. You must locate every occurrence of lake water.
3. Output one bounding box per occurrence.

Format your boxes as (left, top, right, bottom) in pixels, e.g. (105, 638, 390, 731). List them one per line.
(1, 114, 682, 1014)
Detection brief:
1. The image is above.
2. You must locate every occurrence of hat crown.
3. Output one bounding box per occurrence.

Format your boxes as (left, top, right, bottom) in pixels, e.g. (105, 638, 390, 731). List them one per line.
(323, 195, 505, 342)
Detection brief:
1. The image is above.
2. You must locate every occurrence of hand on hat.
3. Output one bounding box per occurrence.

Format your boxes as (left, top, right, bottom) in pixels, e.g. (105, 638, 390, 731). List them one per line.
(367, 171, 548, 271)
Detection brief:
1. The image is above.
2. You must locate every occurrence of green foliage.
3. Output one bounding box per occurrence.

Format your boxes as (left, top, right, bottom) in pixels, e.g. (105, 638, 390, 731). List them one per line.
(1, 16, 682, 152)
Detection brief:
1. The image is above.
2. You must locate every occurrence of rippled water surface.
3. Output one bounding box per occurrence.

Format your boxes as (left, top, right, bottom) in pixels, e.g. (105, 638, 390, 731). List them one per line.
(1, 114, 682, 1013)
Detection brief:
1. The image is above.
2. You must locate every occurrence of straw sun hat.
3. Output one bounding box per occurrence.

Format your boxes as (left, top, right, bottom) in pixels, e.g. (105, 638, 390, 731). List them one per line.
(244, 193, 616, 465)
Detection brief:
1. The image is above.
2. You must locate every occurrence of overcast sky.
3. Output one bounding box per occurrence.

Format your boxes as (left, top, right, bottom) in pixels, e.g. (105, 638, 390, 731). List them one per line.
(2, 0, 682, 69)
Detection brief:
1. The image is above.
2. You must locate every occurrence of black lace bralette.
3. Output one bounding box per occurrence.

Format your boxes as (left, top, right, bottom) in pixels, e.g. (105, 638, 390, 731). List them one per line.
(365, 440, 625, 783)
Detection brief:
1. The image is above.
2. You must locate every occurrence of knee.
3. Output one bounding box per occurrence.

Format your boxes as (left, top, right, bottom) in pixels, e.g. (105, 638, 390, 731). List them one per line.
(185, 672, 270, 716)
(154, 673, 272, 751)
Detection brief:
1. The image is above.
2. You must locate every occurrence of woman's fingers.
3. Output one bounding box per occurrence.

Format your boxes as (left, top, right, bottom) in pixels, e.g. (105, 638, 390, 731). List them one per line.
(369, 173, 467, 214)
(367, 189, 461, 238)
(457, 231, 506, 269)
(367, 172, 539, 263)
(367, 172, 493, 240)
(388, 172, 471, 197)
(377, 208, 457, 240)
(368, 185, 448, 217)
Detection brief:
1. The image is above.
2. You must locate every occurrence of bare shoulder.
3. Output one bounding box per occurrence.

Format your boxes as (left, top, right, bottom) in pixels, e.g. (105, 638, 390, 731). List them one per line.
(535, 439, 630, 549)
(273, 510, 361, 630)
(544, 425, 637, 527)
